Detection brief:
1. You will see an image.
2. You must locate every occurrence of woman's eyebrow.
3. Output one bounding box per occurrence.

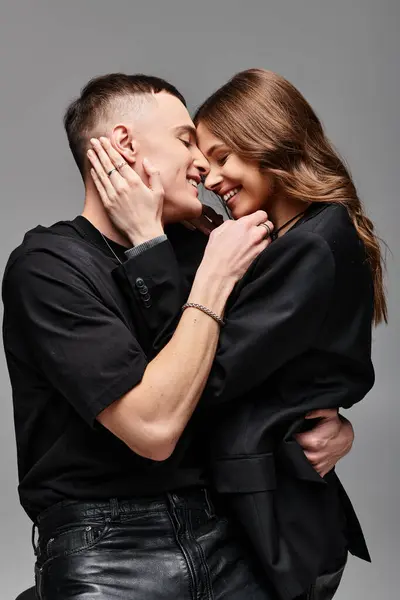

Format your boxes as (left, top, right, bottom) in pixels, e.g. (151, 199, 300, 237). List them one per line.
(205, 142, 225, 157)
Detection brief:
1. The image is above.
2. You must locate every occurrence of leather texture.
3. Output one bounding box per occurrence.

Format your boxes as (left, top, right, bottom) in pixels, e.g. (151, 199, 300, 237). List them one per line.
(34, 489, 279, 599)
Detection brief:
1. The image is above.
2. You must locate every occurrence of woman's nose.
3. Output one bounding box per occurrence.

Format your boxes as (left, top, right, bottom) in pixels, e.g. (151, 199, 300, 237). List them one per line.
(204, 171, 223, 191)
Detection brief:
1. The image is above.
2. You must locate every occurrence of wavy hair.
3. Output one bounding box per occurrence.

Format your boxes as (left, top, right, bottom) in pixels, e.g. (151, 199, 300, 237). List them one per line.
(194, 69, 387, 325)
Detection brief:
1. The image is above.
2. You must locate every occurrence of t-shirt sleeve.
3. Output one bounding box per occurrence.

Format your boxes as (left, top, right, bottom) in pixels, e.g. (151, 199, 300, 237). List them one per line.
(201, 231, 336, 407)
(3, 250, 148, 425)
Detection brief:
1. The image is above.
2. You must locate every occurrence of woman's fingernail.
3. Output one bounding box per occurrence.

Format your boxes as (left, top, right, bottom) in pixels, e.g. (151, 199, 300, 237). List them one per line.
(87, 149, 93, 157)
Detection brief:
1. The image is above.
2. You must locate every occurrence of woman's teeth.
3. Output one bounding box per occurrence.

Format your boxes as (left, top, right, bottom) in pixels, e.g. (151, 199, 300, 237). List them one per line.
(223, 188, 240, 203)
(187, 179, 198, 188)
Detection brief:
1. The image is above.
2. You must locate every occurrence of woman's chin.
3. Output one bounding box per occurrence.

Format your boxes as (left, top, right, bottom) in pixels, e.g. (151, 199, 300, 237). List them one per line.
(229, 206, 243, 220)
(230, 200, 261, 220)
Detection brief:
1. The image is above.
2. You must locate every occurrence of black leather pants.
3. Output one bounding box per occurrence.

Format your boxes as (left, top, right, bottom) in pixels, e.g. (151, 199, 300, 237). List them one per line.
(34, 488, 278, 599)
(33, 488, 345, 600)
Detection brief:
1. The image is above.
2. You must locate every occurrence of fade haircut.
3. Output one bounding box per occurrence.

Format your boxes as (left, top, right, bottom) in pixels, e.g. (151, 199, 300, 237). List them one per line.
(64, 73, 186, 176)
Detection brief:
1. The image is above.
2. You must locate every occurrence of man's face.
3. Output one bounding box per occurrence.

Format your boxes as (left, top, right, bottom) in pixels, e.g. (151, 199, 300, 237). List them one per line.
(133, 93, 209, 224)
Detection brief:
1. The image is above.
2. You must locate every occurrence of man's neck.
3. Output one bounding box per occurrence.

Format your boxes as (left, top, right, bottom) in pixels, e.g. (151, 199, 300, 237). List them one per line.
(82, 188, 131, 248)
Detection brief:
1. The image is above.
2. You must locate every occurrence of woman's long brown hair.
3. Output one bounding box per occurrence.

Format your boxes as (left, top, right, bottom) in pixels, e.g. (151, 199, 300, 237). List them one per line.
(194, 69, 387, 325)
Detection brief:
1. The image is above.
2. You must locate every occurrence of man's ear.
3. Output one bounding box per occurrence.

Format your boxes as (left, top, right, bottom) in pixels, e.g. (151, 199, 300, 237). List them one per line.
(110, 124, 138, 164)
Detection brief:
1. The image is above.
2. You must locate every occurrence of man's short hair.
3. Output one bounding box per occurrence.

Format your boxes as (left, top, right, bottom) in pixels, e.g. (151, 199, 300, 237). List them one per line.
(64, 73, 186, 177)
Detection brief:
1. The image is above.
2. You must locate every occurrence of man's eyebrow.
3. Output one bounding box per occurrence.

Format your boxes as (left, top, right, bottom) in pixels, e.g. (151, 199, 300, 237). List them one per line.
(173, 125, 197, 138)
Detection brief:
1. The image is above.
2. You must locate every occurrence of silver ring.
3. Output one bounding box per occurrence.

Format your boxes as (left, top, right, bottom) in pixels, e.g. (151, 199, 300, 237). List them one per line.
(259, 222, 272, 237)
(107, 168, 117, 177)
(117, 161, 128, 170)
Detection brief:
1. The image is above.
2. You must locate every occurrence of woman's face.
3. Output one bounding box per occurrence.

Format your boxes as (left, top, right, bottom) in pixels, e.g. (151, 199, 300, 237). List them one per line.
(196, 122, 275, 219)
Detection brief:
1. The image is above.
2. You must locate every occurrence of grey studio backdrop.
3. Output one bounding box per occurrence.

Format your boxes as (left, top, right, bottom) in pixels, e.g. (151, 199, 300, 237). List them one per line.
(0, 1, 398, 598)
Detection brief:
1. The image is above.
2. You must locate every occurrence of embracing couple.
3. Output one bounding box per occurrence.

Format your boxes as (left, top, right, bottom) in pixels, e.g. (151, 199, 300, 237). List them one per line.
(3, 69, 385, 600)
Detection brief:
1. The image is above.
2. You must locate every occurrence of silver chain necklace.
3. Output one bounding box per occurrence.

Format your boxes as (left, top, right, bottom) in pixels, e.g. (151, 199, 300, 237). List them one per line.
(100, 232, 123, 265)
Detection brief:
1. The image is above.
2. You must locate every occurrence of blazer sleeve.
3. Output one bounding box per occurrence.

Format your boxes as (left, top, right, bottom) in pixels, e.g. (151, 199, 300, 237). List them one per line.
(113, 238, 186, 358)
(202, 230, 336, 406)
(114, 227, 208, 359)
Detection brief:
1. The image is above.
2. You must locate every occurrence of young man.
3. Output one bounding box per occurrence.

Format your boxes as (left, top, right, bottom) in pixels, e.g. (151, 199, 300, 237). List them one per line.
(3, 74, 354, 600)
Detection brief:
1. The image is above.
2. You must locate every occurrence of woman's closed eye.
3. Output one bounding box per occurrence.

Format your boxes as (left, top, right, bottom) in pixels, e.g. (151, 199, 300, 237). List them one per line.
(216, 153, 229, 166)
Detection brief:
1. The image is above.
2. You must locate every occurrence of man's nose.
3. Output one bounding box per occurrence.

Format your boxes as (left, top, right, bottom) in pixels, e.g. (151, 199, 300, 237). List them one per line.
(193, 149, 209, 177)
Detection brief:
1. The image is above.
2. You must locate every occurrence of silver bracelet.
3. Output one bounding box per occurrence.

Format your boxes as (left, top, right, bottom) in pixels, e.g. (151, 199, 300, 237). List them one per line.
(182, 302, 225, 327)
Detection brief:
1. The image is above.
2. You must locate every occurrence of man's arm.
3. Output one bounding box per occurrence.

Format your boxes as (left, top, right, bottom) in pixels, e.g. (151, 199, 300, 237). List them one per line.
(2, 249, 224, 462)
(97, 267, 229, 461)
(4, 213, 269, 462)
(102, 213, 274, 459)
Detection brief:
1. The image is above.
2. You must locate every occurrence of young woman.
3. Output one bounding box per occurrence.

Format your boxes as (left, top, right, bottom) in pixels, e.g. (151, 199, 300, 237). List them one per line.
(87, 69, 385, 600)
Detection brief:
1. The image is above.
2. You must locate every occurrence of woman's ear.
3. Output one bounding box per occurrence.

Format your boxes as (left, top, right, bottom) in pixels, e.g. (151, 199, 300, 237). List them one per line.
(110, 124, 138, 164)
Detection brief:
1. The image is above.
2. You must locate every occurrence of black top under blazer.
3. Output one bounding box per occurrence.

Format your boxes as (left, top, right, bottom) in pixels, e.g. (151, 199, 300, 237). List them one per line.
(116, 202, 374, 600)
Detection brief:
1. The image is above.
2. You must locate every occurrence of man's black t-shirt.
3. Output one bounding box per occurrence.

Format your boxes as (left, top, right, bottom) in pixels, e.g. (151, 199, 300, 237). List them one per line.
(2, 216, 205, 521)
